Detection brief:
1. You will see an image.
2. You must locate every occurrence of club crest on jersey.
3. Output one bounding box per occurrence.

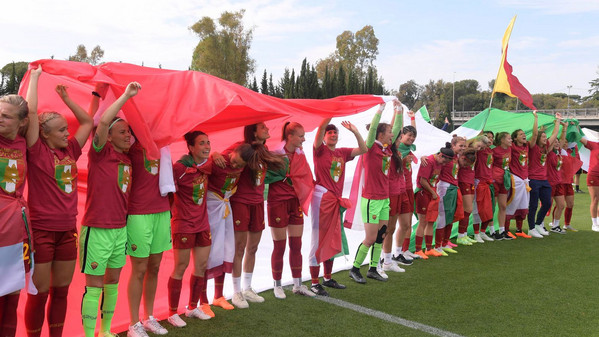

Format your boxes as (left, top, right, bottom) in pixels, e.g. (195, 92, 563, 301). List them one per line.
(118, 163, 131, 193)
(430, 173, 439, 187)
(502, 156, 510, 170)
(405, 160, 412, 172)
(0, 157, 25, 194)
(55, 164, 77, 194)
(519, 153, 527, 166)
(91, 262, 98, 270)
(255, 163, 266, 186)
(382, 156, 390, 175)
(330, 156, 344, 182)
(192, 175, 207, 205)
(540, 153, 547, 166)
(221, 174, 238, 195)
(486, 154, 493, 168)
(452, 161, 459, 179)
(556, 157, 562, 171)
(143, 150, 159, 175)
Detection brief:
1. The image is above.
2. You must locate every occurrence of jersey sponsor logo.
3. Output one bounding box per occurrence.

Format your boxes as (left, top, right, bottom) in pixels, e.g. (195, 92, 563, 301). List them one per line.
(192, 174, 207, 205)
(486, 153, 493, 168)
(329, 156, 345, 182)
(117, 163, 131, 193)
(143, 149, 159, 175)
(540, 153, 547, 166)
(382, 156, 390, 175)
(0, 149, 25, 194)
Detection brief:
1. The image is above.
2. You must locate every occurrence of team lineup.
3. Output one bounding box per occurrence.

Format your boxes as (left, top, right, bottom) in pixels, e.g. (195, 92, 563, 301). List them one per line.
(1, 66, 598, 337)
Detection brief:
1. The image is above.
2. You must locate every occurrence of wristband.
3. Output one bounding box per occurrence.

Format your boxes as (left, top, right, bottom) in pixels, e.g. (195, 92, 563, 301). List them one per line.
(410, 117, 415, 121)
(92, 91, 101, 98)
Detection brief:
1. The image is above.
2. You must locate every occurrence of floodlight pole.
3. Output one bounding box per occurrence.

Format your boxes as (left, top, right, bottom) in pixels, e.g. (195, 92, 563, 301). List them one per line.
(452, 72, 456, 112)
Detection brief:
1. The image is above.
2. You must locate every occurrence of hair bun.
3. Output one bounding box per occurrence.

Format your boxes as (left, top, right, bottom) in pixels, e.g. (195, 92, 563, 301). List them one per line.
(445, 142, 452, 148)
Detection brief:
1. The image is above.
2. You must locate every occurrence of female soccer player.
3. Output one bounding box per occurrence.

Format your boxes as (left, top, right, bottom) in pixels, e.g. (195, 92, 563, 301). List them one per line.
(527, 112, 561, 238)
(413, 145, 454, 258)
(125, 139, 172, 335)
(168, 131, 212, 326)
(491, 131, 515, 239)
(79, 82, 140, 337)
(309, 118, 367, 295)
(348, 102, 403, 283)
(0, 67, 38, 337)
(25, 79, 96, 337)
(469, 132, 496, 243)
(265, 121, 315, 297)
(547, 123, 567, 233)
(579, 132, 599, 231)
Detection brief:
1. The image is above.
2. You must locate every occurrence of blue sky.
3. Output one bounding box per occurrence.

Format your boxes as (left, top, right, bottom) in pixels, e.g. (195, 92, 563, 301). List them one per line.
(3, 0, 598, 100)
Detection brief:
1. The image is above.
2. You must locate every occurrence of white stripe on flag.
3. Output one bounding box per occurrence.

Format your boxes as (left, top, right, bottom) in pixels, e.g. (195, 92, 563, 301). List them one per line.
(0, 242, 25, 296)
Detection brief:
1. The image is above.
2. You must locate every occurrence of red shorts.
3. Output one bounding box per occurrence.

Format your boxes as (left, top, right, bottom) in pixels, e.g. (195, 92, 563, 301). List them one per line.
(399, 189, 414, 214)
(231, 201, 265, 232)
(493, 180, 508, 195)
(389, 194, 400, 216)
(414, 190, 433, 215)
(172, 231, 211, 249)
(551, 184, 565, 197)
(267, 197, 304, 228)
(588, 174, 599, 186)
(563, 183, 574, 196)
(459, 182, 475, 196)
(32, 228, 78, 263)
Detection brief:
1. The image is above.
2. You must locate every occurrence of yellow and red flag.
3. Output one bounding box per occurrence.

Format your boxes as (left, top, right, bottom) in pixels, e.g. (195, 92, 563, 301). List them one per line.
(492, 15, 537, 110)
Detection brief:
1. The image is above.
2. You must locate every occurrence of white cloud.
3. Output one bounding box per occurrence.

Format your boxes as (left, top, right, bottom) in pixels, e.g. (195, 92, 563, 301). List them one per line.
(500, 0, 599, 14)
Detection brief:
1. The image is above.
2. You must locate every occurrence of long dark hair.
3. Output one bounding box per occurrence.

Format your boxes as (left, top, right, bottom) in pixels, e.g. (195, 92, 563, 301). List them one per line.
(235, 143, 285, 185)
(390, 142, 402, 173)
(494, 131, 509, 147)
(243, 123, 266, 144)
(184, 130, 207, 155)
(282, 121, 303, 142)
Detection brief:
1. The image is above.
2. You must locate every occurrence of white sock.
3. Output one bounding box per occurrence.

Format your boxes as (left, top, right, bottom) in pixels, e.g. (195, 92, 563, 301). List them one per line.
(242, 272, 253, 291)
(458, 233, 465, 238)
(499, 226, 505, 233)
(293, 277, 301, 287)
(553, 219, 560, 227)
(593, 217, 599, 226)
(233, 277, 241, 293)
(384, 252, 392, 264)
(274, 279, 281, 287)
(395, 247, 402, 256)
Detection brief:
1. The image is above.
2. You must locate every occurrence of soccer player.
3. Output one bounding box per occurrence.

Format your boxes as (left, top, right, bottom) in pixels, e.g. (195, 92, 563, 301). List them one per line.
(547, 123, 568, 234)
(491, 132, 516, 239)
(125, 140, 173, 335)
(413, 145, 454, 258)
(348, 101, 403, 283)
(579, 133, 599, 231)
(469, 132, 496, 243)
(265, 121, 315, 297)
(527, 112, 562, 238)
(309, 118, 367, 296)
(0, 68, 37, 337)
(25, 79, 97, 337)
(168, 131, 212, 326)
(79, 82, 140, 337)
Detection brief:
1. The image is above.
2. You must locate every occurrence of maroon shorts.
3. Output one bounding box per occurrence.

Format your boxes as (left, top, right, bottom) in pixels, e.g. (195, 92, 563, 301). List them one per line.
(459, 182, 475, 196)
(588, 174, 599, 187)
(389, 194, 401, 216)
(493, 180, 508, 195)
(415, 190, 433, 215)
(231, 201, 265, 232)
(399, 189, 414, 214)
(172, 231, 211, 249)
(267, 198, 304, 228)
(551, 184, 565, 197)
(32, 228, 78, 263)
(563, 183, 574, 196)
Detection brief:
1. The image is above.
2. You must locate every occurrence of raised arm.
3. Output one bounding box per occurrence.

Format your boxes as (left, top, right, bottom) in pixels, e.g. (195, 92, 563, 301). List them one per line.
(94, 82, 140, 149)
(55, 85, 95, 148)
(313, 117, 332, 150)
(25, 66, 43, 147)
(341, 121, 367, 157)
(408, 110, 416, 128)
(391, 101, 403, 140)
(546, 112, 563, 146)
(366, 103, 385, 148)
(528, 110, 539, 146)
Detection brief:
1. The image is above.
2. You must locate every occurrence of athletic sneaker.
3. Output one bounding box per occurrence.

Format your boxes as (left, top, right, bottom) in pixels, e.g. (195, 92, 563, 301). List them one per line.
(127, 322, 149, 337)
(99, 332, 119, 337)
(447, 241, 459, 248)
(414, 250, 429, 259)
(480, 232, 494, 241)
(322, 278, 346, 289)
(242, 288, 265, 303)
(424, 248, 442, 257)
(404, 250, 420, 260)
(515, 230, 532, 238)
(185, 306, 211, 320)
(464, 237, 476, 244)
(293, 284, 317, 297)
(200, 304, 215, 318)
(232, 292, 249, 309)
(392, 254, 413, 266)
(310, 283, 329, 296)
(213, 297, 234, 310)
(473, 233, 484, 243)
(366, 269, 388, 282)
(592, 223, 599, 232)
(435, 248, 448, 256)
(441, 246, 457, 254)
(506, 231, 517, 239)
(167, 313, 187, 328)
(382, 261, 405, 272)
(502, 231, 514, 240)
(564, 225, 578, 232)
(349, 268, 366, 284)
(273, 285, 286, 299)
(528, 228, 544, 238)
(143, 316, 168, 335)
(537, 224, 550, 236)
(491, 231, 504, 240)
(456, 236, 472, 245)
(376, 265, 389, 279)
(550, 226, 566, 234)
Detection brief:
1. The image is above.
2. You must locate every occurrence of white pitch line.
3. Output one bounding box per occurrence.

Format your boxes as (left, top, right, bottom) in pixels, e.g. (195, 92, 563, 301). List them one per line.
(313, 294, 465, 337)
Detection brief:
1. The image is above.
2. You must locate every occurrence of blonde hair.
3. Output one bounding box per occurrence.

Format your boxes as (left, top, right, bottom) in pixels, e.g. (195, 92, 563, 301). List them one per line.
(38, 111, 63, 134)
(0, 94, 29, 120)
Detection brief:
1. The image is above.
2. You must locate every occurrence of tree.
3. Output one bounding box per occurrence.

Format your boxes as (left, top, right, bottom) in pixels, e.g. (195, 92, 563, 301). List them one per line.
(589, 67, 599, 100)
(260, 70, 268, 94)
(190, 10, 256, 86)
(0, 61, 28, 95)
(397, 80, 422, 109)
(68, 44, 104, 65)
